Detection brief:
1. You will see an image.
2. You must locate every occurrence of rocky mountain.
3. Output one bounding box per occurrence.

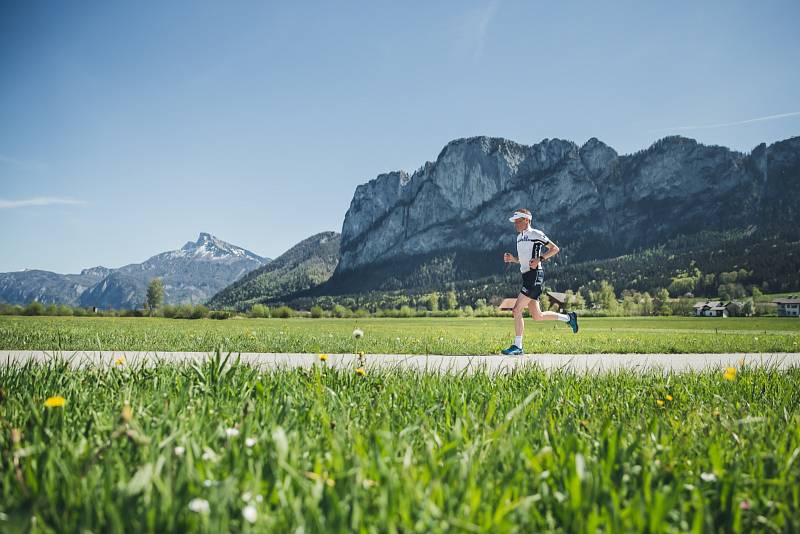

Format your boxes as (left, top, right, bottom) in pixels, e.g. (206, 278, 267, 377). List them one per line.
(207, 232, 340, 309)
(0, 267, 112, 307)
(325, 135, 800, 294)
(0, 233, 269, 308)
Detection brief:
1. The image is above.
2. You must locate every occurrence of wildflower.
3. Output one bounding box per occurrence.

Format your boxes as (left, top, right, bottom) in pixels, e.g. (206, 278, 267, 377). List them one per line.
(318, 353, 328, 362)
(11, 428, 22, 444)
(203, 479, 215, 488)
(245, 437, 257, 448)
(352, 329, 364, 339)
(255, 494, 263, 503)
(656, 399, 665, 407)
(225, 427, 240, 438)
(304, 471, 336, 487)
(700, 472, 717, 482)
(579, 419, 589, 428)
(723, 367, 737, 381)
(712, 408, 721, 417)
(666, 394, 673, 401)
(174, 446, 186, 456)
(241, 492, 252, 502)
(242, 504, 257, 524)
(188, 498, 210, 514)
(115, 355, 125, 366)
(202, 449, 217, 461)
(121, 404, 133, 422)
(44, 396, 66, 408)
(740, 500, 751, 510)
(356, 367, 366, 376)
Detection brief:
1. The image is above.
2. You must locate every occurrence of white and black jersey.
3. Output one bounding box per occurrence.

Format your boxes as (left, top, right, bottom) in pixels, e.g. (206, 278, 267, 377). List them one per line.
(516, 227, 550, 273)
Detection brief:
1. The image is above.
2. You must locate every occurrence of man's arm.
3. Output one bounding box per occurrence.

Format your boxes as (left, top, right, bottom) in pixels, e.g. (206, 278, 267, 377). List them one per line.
(529, 241, 559, 269)
(503, 252, 519, 264)
(541, 241, 559, 261)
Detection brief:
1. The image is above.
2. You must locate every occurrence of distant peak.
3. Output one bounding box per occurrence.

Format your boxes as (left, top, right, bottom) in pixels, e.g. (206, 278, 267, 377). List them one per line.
(197, 232, 215, 243)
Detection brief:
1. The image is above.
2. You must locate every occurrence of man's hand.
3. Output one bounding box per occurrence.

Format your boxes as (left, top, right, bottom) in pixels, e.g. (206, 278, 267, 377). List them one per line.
(529, 258, 540, 269)
(503, 252, 516, 263)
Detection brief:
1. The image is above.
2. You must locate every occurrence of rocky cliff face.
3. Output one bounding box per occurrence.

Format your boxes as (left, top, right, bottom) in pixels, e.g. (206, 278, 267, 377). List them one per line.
(334, 135, 799, 287)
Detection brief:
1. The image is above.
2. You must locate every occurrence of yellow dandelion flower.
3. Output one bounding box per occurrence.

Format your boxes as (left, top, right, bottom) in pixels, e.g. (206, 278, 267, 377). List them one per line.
(666, 394, 673, 401)
(114, 355, 125, 366)
(121, 404, 133, 422)
(723, 367, 737, 381)
(318, 354, 328, 362)
(656, 399, 665, 407)
(356, 367, 366, 376)
(44, 396, 66, 408)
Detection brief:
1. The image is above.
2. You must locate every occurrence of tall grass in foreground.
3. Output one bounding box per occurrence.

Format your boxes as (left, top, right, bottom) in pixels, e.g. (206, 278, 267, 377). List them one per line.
(1, 357, 799, 532)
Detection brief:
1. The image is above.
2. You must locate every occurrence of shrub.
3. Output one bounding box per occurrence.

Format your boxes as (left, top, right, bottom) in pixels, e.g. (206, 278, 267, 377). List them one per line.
(24, 302, 45, 316)
(272, 306, 293, 318)
(249, 304, 270, 318)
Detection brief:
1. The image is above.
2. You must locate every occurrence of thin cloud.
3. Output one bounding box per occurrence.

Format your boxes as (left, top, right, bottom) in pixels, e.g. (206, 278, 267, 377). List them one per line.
(650, 111, 800, 133)
(459, 0, 501, 61)
(0, 197, 88, 209)
(0, 154, 47, 172)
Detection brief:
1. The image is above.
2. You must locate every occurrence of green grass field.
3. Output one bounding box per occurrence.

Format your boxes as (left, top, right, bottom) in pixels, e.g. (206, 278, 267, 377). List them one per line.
(1, 358, 798, 532)
(1, 316, 799, 355)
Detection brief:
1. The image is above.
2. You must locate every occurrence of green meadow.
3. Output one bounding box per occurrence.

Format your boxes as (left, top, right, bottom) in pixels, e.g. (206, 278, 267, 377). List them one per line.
(1, 316, 799, 355)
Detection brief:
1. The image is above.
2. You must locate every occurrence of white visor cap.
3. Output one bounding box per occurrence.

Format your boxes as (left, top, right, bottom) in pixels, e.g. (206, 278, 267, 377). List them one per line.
(508, 211, 532, 222)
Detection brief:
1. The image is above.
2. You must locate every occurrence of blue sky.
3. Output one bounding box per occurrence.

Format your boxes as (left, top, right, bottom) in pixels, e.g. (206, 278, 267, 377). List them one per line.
(1, 0, 799, 273)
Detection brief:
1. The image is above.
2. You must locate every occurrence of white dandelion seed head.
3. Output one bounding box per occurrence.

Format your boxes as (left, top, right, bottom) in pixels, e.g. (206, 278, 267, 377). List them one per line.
(245, 437, 257, 447)
(173, 446, 186, 456)
(700, 472, 717, 482)
(241, 492, 252, 502)
(188, 498, 210, 514)
(225, 427, 240, 438)
(242, 504, 257, 524)
(352, 329, 364, 339)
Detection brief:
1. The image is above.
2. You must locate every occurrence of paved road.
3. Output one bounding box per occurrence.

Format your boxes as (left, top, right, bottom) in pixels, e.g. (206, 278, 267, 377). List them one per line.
(2, 350, 799, 374)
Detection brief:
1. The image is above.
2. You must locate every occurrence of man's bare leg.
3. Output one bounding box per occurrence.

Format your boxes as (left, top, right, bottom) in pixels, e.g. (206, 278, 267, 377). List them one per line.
(513, 293, 531, 347)
(528, 299, 569, 321)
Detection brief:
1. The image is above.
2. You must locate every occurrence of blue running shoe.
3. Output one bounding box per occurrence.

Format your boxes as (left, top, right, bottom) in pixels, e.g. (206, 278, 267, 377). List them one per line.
(501, 345, 523, 356)
(567, 311, 579, 333)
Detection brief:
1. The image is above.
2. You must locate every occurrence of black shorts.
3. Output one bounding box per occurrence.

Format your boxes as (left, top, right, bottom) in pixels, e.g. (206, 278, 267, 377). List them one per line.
(520, 269, 544, 300)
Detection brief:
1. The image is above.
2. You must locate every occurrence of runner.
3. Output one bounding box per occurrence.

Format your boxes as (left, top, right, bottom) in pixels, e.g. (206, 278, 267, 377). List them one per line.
(501, 209, 578, 356)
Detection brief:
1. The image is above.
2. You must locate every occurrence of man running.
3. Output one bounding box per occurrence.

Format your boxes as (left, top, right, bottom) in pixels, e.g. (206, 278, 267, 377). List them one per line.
(501, 208, 578, 356)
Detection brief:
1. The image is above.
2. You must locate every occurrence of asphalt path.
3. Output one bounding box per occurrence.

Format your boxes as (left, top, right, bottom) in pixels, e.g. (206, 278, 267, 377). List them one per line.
(2, 350, 799, 374)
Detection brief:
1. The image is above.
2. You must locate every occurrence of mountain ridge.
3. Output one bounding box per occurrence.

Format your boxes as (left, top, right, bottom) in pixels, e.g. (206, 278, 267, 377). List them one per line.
(0, 233, 269, 308)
